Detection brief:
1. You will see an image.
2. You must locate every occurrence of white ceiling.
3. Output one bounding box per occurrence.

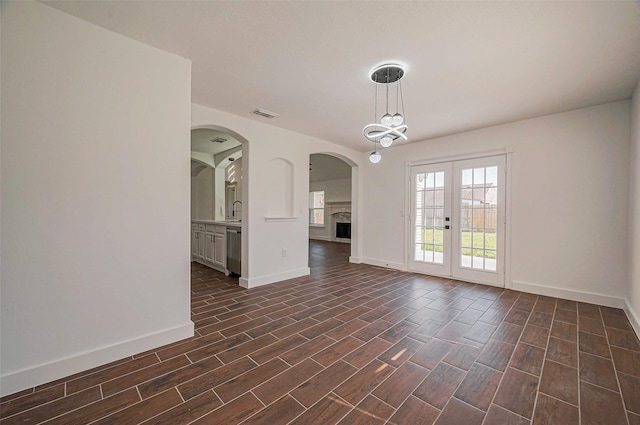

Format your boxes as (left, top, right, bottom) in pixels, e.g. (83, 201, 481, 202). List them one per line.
(44, 1, 640, 152)
(191, 128, 241, 156)
(310, 154, 351, 182)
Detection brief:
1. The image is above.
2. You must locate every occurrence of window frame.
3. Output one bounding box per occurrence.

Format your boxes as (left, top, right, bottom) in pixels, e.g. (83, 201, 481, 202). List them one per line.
(309, 190, 325, 227)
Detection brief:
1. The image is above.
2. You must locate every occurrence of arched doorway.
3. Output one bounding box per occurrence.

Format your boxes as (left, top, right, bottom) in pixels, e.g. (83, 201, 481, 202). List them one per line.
(308, 153, 359, 269)
(191, 126, 249, 279)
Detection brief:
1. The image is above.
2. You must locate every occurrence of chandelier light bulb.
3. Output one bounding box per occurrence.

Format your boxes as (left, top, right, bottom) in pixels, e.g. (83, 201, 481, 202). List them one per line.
(380, 136, 393, 147)
(380, 113, 393, 126)
(392, 113, 404, 126)
(369, 151, 382, 164)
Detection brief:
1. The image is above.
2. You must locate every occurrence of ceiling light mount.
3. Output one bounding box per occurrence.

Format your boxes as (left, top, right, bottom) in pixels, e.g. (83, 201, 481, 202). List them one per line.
(363, 63, 408, 164)
(370, 64, 405, 84)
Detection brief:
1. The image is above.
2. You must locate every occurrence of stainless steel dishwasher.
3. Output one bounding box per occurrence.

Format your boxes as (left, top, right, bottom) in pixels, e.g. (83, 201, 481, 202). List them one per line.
(226, 227, 241, 276)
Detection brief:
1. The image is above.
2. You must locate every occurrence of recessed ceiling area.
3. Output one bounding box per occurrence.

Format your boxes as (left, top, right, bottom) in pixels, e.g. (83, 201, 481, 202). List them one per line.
(191, 128, 242, 170)
(44, 1, 640, 152)
(191, 128, 241, 156)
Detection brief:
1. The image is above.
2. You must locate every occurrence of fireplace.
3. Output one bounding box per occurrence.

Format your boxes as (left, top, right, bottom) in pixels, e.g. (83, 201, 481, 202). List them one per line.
(331, 211, 351, 243)
(336, 222, 351, 239)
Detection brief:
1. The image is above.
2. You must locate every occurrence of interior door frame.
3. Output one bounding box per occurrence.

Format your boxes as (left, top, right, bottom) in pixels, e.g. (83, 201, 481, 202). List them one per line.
(404, 147, 514, 288)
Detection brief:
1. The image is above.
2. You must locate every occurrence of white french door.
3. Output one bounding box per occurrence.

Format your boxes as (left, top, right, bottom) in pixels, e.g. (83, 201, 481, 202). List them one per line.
(409, 155, 506, 287)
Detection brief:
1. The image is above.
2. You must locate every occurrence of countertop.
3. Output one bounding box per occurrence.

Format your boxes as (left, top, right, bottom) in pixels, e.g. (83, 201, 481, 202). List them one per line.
(192, 220, 242, 228)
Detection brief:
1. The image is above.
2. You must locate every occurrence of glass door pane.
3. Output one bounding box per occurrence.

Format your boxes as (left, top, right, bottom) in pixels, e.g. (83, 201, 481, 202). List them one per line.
(458, 165, 498, 271)
(409, 163, 451, 276)
(414, 170, 445, 264)
(452, 155, 505, 287)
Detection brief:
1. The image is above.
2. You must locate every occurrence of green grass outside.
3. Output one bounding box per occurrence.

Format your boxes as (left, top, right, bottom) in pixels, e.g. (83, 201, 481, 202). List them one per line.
(420, 229, 497, 259)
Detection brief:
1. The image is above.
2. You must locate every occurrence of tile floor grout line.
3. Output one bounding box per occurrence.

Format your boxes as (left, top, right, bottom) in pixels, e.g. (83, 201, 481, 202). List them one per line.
(183, 389, 221, 425)
(7, 251, 640, 425)
(479, 291, 538, 425)
(602, 309, 633, 425)
(576, 310, 583, 425)
(529, 298, 558, 424)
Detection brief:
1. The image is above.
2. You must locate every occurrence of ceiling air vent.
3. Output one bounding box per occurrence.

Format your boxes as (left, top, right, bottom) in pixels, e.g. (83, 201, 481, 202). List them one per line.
(251, 108, 278, 119)
(210, 137, 227, 143)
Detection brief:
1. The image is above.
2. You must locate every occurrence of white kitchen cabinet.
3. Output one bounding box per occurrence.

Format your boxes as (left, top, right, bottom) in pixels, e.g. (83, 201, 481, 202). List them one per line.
(191, 221, 227, 274)
(191, 225, 199, 258)
(213, 226, 226, 270)
(203, 232, 215, 263)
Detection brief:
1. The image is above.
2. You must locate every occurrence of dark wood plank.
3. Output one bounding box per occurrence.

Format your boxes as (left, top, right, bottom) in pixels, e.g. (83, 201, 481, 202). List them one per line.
(288, 393, 352, 425)
(290, 360, 357, 408)
(334, 359, 396, 405)
(336, 395, 394, 425)
(387, 395, 440, 425)
(252, 358, 323, 405)
(372, 361, 429, 408)
(177, 356, 258, 401)
(493, 367, 539, 419)
(190, 392, 264, 425)
(413, 362, 466, 409)
(454, 363, 503, 411)
(580, 381, 628, 425)
(214, 357, 289, 403)
(240, 395, 305, 425)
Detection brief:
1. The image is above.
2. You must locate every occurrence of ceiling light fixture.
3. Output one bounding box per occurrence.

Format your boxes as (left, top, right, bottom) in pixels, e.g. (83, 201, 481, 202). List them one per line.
(363, 63, 408, 163)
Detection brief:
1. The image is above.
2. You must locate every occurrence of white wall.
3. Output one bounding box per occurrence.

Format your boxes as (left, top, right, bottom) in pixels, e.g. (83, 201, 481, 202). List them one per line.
(192, 165, 215, 220)
(1, 1, 193, 396)
(628, 81, 640, 334)
(363, 101, 631, 306)
(226, 157, 243, 220)
(192, 104, 363, 288)
(309, 178, 352, 241)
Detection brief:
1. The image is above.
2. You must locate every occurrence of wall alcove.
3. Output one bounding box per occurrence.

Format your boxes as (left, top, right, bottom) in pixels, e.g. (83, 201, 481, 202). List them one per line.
(265, 157, 295, 220)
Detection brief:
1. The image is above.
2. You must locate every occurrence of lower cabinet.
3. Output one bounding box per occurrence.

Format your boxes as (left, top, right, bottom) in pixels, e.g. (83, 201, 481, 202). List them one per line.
(191, 222, 227, 274)
(203, 232, 215, 263)
(213, 230, 226, 269)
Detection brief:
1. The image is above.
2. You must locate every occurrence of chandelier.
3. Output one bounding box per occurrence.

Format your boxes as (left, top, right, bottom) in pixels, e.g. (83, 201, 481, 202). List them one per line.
(363, 63, 408, 163)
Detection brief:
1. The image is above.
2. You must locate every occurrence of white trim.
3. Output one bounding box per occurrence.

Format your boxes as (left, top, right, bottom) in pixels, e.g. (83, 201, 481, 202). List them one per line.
(0, 322, 194, 397)
(239, 267, 310, 288)
(349, 256, 362, 264)
(511, 280, 625, 308)
(360, 257, 407, 272)
(406, 146, 512, 167)
(623, 299, 640, 339)
(309, 235, 331, 241)
(504, 152, 513, 289)
(264, 217, 298, 222)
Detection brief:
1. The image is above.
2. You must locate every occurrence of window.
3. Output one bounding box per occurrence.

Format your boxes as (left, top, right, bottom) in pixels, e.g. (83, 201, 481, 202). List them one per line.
(309, 190, 325, 225)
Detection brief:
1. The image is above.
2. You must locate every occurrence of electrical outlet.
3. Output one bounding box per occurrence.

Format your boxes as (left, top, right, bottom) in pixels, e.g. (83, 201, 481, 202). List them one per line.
(282, 249, 287, 257)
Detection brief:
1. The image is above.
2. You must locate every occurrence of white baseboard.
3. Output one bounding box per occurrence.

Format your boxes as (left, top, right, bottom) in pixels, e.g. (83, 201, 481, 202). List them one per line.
(624, 299, 640, 339)
(309, 235, 331, 241)
(239, 267, 310, 289)
(511, 280, 625, 309)
(0, 321, 194, 397)
(360, 257, 407, 272)
(349, 256, 361, 264)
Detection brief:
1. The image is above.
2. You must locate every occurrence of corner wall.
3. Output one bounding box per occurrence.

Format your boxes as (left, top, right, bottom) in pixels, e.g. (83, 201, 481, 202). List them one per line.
(363, 101, 631, 307)
(1, 2, 193, 396)
(628, 81, 640, 335)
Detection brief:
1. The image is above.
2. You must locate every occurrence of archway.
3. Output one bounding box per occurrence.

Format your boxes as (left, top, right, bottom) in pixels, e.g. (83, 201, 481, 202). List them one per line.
(191, 125, 250, 280)
(308, 152, 360, 268)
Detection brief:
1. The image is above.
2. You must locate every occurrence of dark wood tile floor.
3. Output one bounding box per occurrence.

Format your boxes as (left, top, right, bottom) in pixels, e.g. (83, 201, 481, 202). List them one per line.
(2, 240, 640, 424)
